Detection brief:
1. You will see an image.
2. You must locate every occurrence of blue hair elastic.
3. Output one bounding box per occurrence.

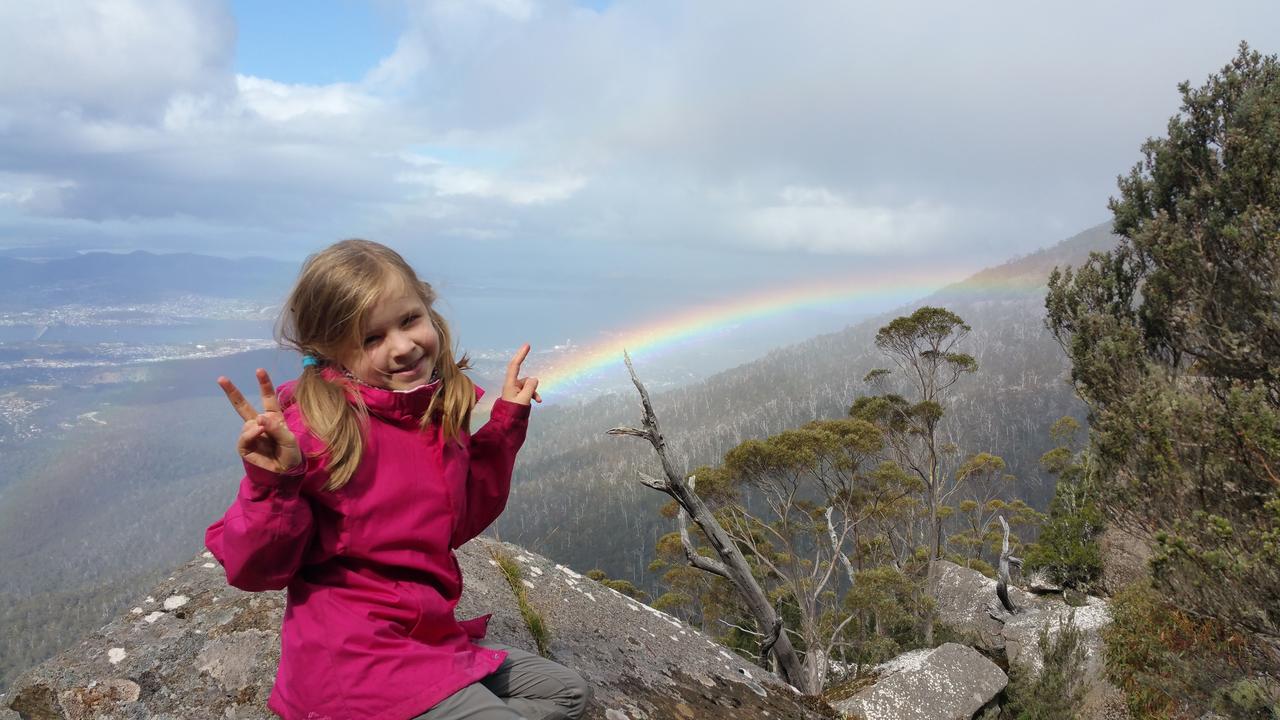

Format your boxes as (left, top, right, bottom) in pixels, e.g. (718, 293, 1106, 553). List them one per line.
(301, 354, 320, 368)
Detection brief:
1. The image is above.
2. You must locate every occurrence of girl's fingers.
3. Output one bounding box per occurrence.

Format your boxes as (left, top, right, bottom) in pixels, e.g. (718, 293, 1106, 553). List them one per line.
(237, 421, 265, 453)
(260, 413, 297, 447)
(218, 377, 259, 422)
(257, 369, 281, 414)
(519, 376, 540, 402)
(505, 344, 531, 387)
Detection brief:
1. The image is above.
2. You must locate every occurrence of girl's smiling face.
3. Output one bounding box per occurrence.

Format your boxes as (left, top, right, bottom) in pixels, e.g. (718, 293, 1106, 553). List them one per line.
(340, 275, 440, 391)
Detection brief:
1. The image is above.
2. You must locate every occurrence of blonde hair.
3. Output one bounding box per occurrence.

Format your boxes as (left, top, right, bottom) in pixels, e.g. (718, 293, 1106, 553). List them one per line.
(278, 239, 476, 491)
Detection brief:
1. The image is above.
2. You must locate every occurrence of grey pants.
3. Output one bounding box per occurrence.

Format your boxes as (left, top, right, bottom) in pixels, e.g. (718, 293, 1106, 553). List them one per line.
(413, 641, 591, 720)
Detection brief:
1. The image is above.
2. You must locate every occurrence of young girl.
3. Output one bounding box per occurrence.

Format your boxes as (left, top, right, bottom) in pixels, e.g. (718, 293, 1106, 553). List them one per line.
(206, 239, 590, 720)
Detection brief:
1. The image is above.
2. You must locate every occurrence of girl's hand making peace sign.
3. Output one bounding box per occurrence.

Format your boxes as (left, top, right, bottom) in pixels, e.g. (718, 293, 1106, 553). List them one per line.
(502, 344, 542, 406)
(218, 368, 303, 476)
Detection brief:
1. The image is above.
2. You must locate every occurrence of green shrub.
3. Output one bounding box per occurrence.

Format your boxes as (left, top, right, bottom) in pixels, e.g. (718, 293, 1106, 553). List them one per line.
(586, 569, 651, 602)
(1003, 612, 1088, 720)
(1023, 418, 1104, 592)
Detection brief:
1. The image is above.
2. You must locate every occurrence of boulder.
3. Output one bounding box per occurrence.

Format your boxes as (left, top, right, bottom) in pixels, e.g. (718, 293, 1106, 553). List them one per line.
(7, 538, 825, 720)
(1001, 598, 1111, 678)
(929, 561, 1038, 654)
(831, 643, 1005, 720)
(930, 560, 1128, 720)
(1001, 596, 1126, 718)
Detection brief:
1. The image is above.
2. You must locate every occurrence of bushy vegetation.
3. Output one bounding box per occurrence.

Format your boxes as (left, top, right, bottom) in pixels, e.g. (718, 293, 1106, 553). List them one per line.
(585, 569, 650, 602)
(1048, 43, 1280, 712)
(1003, 612, 1089, 720)
(1022, 417, 1103, 592)
(1104, 581, 1278, 719)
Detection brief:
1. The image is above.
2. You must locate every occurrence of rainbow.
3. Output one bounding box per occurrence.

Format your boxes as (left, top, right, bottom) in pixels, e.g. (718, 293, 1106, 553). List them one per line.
(518, 263, 1046, 396)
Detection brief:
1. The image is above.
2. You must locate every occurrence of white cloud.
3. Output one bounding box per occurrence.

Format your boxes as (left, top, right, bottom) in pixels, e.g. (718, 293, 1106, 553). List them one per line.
(471, 0, 537, 22)
(0, 172, 77, 215)
(233, 76, 381, 123)
(399, 165, 586, 205)
(738, 187, 953, 255)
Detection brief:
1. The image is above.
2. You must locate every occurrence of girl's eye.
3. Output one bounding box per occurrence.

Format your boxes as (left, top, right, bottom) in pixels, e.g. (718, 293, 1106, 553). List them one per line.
(363, 334, 382, 347)
(401, 313, 421, 328)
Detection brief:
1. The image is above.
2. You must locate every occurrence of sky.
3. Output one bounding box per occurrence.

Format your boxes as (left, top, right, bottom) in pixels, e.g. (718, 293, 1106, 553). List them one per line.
(1, 1, 1278, 322)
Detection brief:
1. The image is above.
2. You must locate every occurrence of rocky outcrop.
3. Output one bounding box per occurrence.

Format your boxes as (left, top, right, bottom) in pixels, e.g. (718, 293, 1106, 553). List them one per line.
(7, 539, 826, 720)
(930, 560, 1128, 720)
(831, 643, 1005, 720)
(7, 551, 1142, 720)
(930, 562, 1040, 657)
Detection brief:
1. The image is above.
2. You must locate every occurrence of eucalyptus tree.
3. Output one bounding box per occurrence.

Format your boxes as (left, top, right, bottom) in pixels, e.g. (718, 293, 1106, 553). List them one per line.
(850, 305, 1042, 643)
(857, 307, 978, 571)
(950, 453, 1039, 575)
(612, 354, 914, 693)
(698, 417, 915, 689)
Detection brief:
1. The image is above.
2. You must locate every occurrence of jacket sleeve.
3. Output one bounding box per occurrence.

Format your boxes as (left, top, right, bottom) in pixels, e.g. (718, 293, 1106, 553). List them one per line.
(205, 459, 314, 592)
(452, 398, 530, 547)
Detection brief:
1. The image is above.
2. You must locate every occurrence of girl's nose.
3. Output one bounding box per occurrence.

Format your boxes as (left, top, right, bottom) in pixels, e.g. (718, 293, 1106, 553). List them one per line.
(389, 330, 416, 361)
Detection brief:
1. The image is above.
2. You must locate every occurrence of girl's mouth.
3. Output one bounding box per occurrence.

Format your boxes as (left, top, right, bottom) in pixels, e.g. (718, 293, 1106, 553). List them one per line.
(394, 356, 426, 377)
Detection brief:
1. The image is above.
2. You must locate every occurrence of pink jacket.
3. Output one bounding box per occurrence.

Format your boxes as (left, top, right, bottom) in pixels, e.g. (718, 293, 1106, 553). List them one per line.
(205, 376, 529, 720)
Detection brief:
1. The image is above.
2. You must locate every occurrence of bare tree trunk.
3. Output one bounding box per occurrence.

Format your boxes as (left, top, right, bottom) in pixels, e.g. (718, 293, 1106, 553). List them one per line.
(922, 569, 936, 645)
(996, 515, 1022, 615)
(825, 506, 857, 589)
(609, 352, 814, 693)
(923, 458, 940, 646)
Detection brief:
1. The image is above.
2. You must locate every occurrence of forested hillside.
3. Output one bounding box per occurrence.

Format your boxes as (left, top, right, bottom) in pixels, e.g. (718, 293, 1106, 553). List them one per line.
(497, 224, 1117, 589)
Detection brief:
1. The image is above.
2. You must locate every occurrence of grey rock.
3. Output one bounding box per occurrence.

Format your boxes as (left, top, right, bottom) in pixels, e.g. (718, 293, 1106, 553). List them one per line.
(930, 561, 1038, 653)
(831, 643, 1005, 720)
(930, 560, 1128, 720)
(484, 541, 808, 719)
(7, 539, 825, 720)
(1001, 599, 1110, 678)
(1000, 599, 1127, 720)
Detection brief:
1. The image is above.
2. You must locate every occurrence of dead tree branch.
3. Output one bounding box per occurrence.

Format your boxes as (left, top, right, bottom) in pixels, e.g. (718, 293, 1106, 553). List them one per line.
(634, 469, 668, 492)
(677, 499, 730, 578)
(608, 350, 811, 693)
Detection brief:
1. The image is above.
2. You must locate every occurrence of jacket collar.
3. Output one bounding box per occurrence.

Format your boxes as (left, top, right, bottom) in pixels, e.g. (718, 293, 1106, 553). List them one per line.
(277, 369, 483, 428)
(309, 367, 434, 426)
(354, 377, 442, 426)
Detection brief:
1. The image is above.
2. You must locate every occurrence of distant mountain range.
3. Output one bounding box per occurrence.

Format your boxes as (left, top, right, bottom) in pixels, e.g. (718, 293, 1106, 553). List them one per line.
(496, 223, 1119, 586)
(0, 251, 296, 308)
